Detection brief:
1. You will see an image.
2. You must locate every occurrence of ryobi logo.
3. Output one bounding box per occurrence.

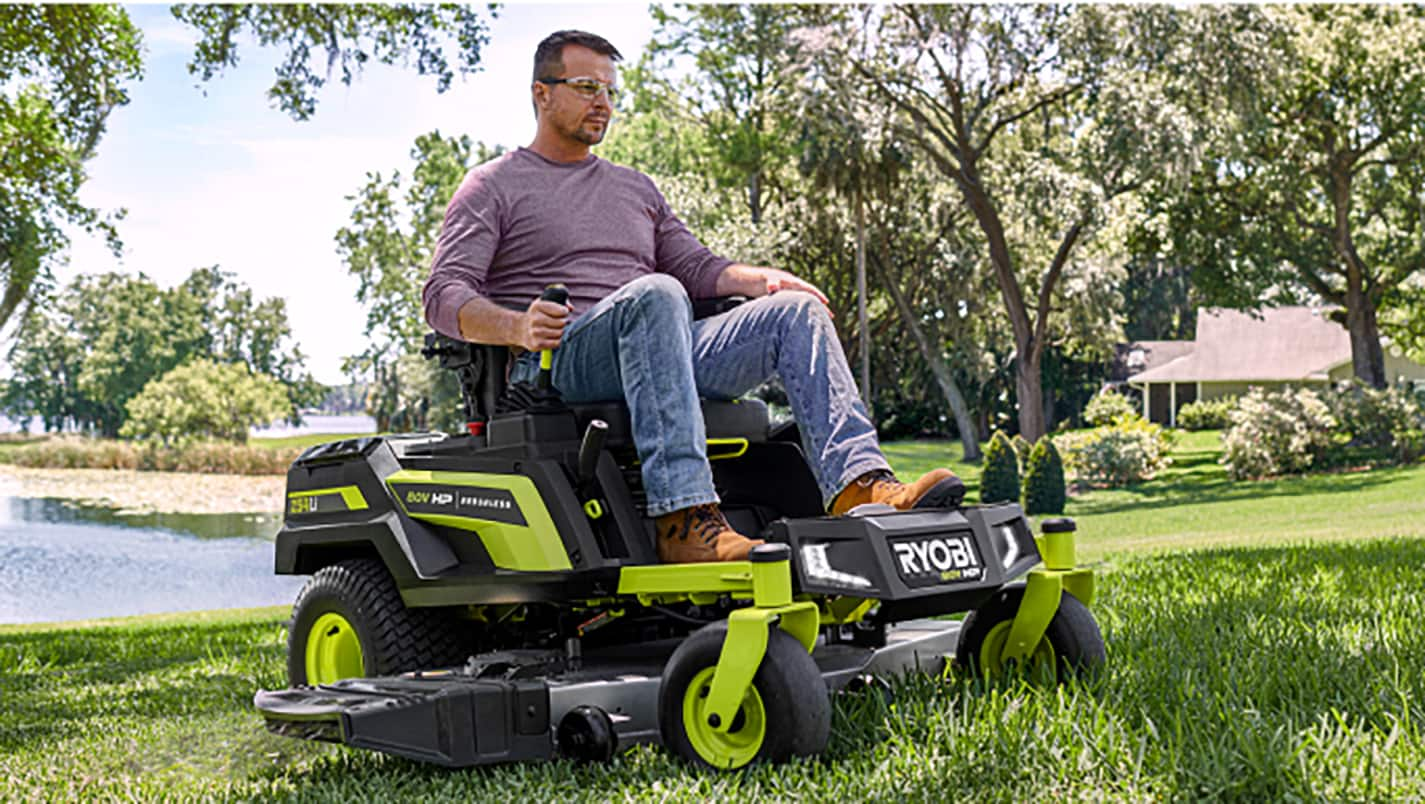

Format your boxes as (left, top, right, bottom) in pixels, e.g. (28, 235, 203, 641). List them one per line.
(892, 535, 981, 580)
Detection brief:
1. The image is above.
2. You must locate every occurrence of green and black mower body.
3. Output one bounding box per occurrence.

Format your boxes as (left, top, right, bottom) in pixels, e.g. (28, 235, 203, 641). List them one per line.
(256, 292, 1103, 770)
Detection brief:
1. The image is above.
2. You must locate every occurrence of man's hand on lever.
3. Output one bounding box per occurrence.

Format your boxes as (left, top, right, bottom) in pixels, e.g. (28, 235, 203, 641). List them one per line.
(520, 294, 571, 352)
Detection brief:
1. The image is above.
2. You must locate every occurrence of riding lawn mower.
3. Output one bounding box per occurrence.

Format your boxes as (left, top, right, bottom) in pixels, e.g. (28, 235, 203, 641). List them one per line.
(253, 288, 1104, 771)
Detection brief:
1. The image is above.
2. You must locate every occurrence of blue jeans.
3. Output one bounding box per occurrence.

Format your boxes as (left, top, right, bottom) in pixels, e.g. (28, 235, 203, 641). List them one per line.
(510, 274, 890, 516)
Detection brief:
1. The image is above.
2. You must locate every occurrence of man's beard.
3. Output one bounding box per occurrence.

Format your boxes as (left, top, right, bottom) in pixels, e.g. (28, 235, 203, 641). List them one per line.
(572, 118, 608, 145)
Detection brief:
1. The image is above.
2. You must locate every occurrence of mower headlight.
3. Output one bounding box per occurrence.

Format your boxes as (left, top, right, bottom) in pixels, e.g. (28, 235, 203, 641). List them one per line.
(800, 544, 873, 590)
(995, 524, 1022, 570)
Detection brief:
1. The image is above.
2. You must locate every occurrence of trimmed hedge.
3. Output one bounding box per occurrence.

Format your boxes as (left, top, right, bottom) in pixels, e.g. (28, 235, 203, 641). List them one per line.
(1022, 438, 1066, 515)
(980, 430, 1021, 504)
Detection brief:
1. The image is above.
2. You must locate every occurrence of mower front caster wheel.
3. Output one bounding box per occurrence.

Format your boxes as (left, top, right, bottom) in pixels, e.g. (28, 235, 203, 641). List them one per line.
(956, 584, 1105, 682)
(659, 622, 830, 770)
(287, 559, 471, 686)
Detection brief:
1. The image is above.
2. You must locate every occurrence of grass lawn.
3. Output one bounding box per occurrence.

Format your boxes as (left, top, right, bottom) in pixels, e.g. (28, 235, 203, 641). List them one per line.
(2, 431, 1423, 799)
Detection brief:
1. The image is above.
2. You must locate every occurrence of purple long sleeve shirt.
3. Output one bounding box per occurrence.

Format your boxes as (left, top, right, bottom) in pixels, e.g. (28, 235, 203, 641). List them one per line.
(422, 147, 732, 340)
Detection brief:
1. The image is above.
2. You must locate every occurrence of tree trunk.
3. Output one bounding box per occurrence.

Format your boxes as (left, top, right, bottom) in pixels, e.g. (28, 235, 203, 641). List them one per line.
(877, 257, 982, 461)
(1016, 349, 1046, 442)
(1324, 158, 1386, 388)
(748, 171, 762, 225)
(955, 163, 1048, 442)
(855, 190, 870, 409)
(1345, 280, 1387, 387)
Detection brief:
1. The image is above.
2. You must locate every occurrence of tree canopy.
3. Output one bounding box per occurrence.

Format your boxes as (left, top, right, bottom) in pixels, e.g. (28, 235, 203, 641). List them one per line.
(171, 3, 496, 121)
(1, 268, 318, 436)
(0, 5, 143, 334)
(1164, 5, 1425, 388)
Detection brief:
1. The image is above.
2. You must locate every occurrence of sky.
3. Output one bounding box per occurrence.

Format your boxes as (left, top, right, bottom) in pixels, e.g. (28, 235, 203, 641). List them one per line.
(58, 3, 661, 385)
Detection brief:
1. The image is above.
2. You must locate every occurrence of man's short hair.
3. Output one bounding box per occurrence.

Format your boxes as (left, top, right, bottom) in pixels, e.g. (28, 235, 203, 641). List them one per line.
(532, 30, 623, 81)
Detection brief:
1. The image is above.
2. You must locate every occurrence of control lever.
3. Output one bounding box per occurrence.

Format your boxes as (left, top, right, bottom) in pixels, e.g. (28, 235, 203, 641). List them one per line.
(538, 284, 570, 391)
(577, 419, 608, 497)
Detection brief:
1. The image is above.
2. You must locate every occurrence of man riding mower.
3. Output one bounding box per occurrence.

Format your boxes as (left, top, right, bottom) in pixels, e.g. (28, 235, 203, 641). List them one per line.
(254, 286, 1104, 770)
(252, 29, 1104, 770)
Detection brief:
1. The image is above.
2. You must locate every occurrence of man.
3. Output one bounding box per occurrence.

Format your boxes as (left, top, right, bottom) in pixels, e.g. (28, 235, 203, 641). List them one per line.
(423, 30, 962, 564)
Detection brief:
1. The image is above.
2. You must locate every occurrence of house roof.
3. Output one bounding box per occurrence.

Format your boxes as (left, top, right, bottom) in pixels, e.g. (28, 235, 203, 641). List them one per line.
(1128, 306, 1352, 384)
(1111, 340, 1196, 382)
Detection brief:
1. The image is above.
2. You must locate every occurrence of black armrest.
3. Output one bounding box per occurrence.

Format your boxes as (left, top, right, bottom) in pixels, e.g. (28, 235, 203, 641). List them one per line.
(692, 295, 748, 320)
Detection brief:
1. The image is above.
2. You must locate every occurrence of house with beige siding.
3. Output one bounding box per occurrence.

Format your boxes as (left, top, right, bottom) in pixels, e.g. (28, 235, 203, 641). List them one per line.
(1124, 307, 1425, 426)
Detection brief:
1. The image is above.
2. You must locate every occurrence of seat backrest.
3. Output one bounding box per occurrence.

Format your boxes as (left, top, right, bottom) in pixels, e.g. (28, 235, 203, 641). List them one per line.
(423, 296, 764, 433)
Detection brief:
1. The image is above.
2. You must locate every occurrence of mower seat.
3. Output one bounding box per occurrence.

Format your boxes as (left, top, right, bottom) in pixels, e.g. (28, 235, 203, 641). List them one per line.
(570, 398, 769, 447)
(432, 296, 772, 446)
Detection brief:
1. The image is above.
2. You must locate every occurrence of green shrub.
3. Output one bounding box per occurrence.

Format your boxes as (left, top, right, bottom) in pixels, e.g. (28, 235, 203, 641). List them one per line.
(1055, 414, 1173, 487)
(121, 359, 289, 445)
(1221, 387, 1337, 480)
(1021, 437, 1066, 515)
(979, 430, 1020, 503)
(1083, 388, 1136, 426)
(1176, 396, 1236, 431)
(1326, 380, 1425, 463)
(1011, 434, 1032, 470)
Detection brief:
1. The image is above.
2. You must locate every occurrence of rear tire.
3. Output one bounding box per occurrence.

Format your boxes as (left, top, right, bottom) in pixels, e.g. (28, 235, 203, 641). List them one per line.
(287, 559, 471, 686)
(956, 585, 1104, 682)
(659, 622, 830, 770)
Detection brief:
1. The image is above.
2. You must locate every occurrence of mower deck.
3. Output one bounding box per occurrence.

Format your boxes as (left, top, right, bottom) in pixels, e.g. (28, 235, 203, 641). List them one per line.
(254, 618, 960, 767)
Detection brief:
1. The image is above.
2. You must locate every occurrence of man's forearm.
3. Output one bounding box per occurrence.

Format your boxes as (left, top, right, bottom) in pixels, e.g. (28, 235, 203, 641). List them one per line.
(456, 295, 524, 345)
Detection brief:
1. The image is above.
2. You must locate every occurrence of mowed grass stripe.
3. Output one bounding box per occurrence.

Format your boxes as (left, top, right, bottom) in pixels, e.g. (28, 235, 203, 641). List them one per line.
(1, 538, 1421, 800)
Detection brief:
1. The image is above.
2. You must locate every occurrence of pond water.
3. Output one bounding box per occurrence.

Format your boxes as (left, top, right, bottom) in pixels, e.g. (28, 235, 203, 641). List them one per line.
(0, 497, 304, 625)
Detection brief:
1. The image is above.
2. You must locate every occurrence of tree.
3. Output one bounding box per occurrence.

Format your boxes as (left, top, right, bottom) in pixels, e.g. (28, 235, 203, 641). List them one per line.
(1, 268, 318, 435)
(649, 4, 813, 224)
(830, 5, 1245, 440)
(0, 6, 143, 334)
(177, 266, 324, 418)
(1166, 6, 1425, 388)
(336, 132, 491, 431)
(121, 359, 290, 445)
(171, 4, 495, 121)
(0, 5, 495, 332)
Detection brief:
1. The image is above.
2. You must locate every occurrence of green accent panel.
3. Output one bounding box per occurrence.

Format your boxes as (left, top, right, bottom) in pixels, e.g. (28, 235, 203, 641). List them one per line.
(1061, 568, 1095, 607)
(751, 558, 793, 608)
(306, 612, 364, 684)
(1036, 529, 1077, 570)
(540, 350, 553, 371)
(706, 437, 749, 461)
(582, 499, 603, 520)
(287, 485, 368, 511)
(617, 563, 755, 597)
(1001, 571, 1063, 663)
(681, 666, 766, 769)
(704, 602, 819, 731)
(385, 469, 571, 571)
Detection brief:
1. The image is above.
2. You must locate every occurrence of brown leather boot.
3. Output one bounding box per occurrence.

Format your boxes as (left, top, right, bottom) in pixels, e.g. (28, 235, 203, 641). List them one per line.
(655, 503, 764, 563)
(830, 468, 966, 516)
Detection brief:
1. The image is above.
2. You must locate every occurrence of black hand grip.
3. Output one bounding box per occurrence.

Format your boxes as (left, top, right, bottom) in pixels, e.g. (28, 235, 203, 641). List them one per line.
(537, 284, 569, 390)
(577, 419, 608, 496)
